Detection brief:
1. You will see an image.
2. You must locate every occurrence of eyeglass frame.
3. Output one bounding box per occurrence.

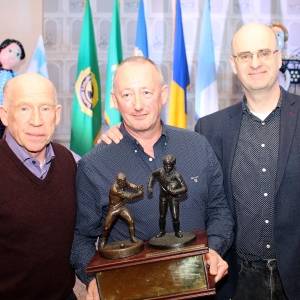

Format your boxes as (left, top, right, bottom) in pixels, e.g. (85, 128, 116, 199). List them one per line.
(231, 49, 279, 63)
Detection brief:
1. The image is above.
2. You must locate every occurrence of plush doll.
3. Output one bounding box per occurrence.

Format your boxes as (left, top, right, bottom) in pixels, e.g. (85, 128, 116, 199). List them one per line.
(0, 39, 25, 138)
(270, 23, 290, 91)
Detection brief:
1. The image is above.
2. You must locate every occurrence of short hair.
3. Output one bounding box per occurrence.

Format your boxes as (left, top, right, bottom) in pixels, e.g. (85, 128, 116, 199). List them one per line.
(163, 154, 176, 165)
(0, 39, 26, 60)
(113, 56, 164, 88)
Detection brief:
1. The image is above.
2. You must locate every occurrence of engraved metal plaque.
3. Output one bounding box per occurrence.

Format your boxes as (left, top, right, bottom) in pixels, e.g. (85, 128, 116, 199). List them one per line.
(86, 231, 215, 299)
(97, 255, 206, 300)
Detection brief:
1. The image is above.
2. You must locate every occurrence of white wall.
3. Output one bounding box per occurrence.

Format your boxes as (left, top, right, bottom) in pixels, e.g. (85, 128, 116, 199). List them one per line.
(0, 0, 43, 74)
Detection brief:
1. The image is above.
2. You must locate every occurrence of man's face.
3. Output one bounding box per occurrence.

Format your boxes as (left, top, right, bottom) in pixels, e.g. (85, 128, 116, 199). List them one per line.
(1, 74, 61, 162)
(0, 43, 22, 70)
(111, 62, 168, 135)
(230, 24, 282, 95)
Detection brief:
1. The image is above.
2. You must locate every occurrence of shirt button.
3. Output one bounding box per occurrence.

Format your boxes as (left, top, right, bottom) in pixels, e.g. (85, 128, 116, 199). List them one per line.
(262, 122, 265, 125)
(261, 144, 265, 147)
(149, 158, 153, 162)
(265, 220, 269, 224)
(266, 244, 271, 249)
(264, 193, 268, 197)
(134, 150, 137, 153)
(32, 161, 36, 164)
(262, 168, 266, 172)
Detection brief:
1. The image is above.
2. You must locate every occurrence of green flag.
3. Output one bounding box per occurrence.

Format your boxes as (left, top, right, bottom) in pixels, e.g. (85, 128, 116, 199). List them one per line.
(70, 0, 101, 156)
(104, 0, 123, 127)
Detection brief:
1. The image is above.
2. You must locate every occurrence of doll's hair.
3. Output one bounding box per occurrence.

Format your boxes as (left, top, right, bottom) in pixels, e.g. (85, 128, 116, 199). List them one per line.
(0, 39, 26, 60)
(270, 23, 289, 43)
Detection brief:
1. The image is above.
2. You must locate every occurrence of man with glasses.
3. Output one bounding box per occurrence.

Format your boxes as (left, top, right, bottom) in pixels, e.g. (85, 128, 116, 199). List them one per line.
(102, 22, 300, 300)
(196, 22, 300, 300)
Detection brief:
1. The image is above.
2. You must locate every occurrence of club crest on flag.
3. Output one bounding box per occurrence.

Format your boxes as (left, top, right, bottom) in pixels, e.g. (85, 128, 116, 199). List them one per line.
(75, 67, 99, 117)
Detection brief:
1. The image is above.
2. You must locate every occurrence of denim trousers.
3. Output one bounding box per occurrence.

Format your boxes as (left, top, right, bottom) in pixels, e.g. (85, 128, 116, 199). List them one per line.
(233, 258, 288, 300)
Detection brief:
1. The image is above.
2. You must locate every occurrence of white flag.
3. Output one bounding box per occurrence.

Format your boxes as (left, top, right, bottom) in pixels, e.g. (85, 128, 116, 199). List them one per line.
(195, 0, 219, 119)
(26, 35, 48, 78)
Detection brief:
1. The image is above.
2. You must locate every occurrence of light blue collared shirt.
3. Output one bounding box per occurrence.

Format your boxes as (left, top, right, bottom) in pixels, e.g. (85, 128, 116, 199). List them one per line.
(6, 132, 80, 179)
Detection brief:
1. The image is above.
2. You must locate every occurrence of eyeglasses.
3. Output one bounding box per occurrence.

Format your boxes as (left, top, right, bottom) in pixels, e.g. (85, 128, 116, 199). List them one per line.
(232, 49, 279, 63)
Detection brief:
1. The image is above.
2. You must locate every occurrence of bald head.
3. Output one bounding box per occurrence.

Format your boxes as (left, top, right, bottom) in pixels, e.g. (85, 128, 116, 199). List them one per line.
(231, 22, 279, 55)
(3, 72, 57, 107)
(0, 72, 61, 164)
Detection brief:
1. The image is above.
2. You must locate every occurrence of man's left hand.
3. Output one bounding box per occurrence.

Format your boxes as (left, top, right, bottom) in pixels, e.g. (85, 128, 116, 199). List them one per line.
(205, 248, 228, 283)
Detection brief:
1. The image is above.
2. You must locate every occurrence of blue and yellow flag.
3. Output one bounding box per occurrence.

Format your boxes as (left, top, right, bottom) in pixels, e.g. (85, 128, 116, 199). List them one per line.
(134, 0, 148, 57)
(70, 0, 101, 156)
(104, 0, 123, 127)
(168, 0, 190, 129)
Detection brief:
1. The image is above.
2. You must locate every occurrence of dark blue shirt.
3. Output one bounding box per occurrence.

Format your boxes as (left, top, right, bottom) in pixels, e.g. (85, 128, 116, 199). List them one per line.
(231, 95, 281, 261)
(71, 123, 234, 285)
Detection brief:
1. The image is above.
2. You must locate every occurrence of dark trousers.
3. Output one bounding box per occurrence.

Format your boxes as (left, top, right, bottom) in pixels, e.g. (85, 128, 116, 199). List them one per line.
(65, 291, 77, 300)
(159, 196, 179, 222)
(233, 258, 288, 300)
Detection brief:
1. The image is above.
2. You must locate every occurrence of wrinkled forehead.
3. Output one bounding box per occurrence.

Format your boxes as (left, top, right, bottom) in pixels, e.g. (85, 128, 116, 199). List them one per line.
(232, 24, 278, 54)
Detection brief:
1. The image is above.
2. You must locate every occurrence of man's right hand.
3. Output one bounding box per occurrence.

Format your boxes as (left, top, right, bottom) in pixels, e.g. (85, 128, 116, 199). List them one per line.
(97, 122, 123, 145)
(86, 279, 100, 300)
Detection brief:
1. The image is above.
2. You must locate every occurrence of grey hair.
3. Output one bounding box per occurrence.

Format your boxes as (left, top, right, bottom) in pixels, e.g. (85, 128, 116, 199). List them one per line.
(113, 56, 164, 90)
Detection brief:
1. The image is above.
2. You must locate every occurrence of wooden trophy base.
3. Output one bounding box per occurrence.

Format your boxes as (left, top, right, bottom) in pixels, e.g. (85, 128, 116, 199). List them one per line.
(86, 231, 215, 300)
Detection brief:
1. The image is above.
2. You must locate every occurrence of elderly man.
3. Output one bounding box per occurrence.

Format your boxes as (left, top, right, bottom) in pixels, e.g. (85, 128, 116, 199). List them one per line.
(102, 23, 300, 300)
(71, 56, 234, 300)
(0, 73, 78, 300)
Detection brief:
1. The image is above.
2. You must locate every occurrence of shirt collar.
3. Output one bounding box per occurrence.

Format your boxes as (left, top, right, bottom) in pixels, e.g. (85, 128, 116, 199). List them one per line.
(242, 87, 282, 113)
(6, 131, 55, 164)
(120, 121, 168, 146)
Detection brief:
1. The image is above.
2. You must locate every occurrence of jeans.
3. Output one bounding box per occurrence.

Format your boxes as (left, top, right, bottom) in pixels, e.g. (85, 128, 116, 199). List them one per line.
(233, 258, 288, 300)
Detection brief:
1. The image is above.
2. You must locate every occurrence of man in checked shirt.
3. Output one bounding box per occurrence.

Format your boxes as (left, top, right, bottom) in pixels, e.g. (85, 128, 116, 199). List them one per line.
(71, 56, 234, 300)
